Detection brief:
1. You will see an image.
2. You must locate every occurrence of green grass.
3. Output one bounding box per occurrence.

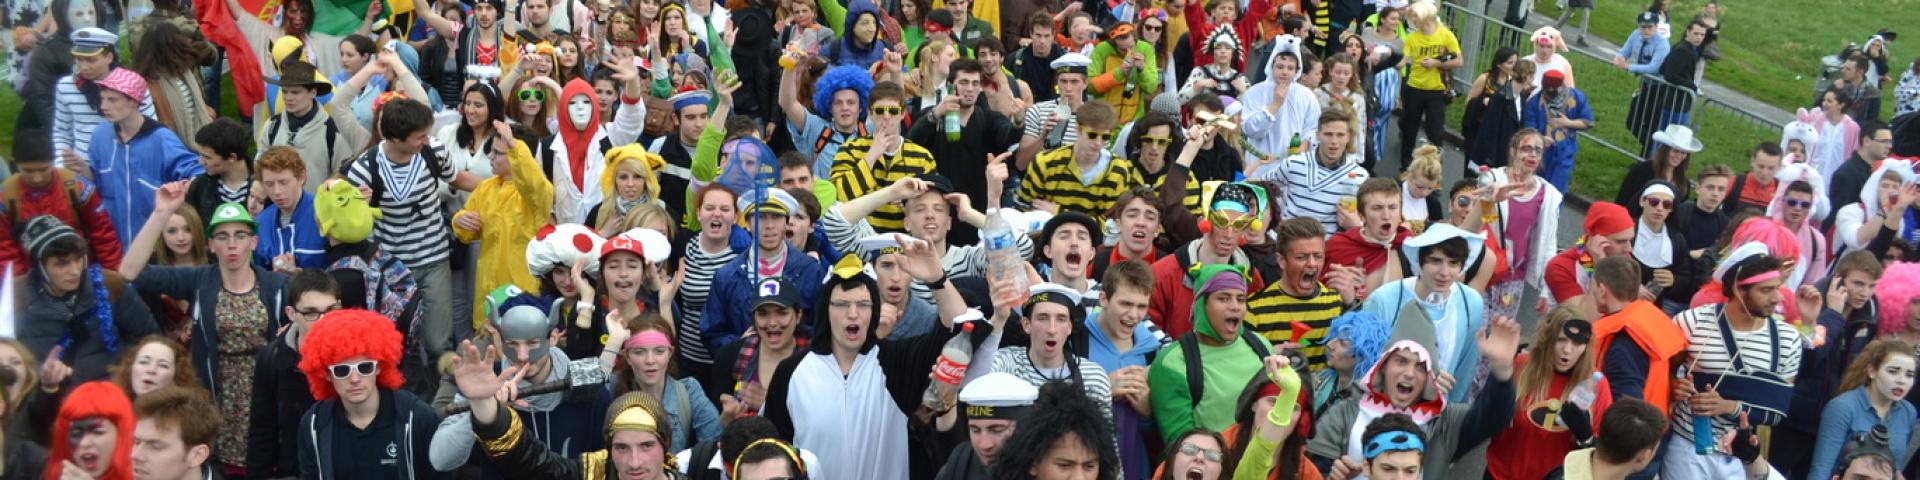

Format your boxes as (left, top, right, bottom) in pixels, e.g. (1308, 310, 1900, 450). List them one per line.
(1529, 0, 1904, 116)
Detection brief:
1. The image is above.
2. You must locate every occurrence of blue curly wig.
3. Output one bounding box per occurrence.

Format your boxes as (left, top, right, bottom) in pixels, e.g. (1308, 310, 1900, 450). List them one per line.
(812, 65, 874, 122)
(1327, 311, 1391, 377)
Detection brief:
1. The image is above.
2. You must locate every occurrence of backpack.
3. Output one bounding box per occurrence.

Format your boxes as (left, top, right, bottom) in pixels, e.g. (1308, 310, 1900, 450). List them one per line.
(1178, 328, 1273, 406)
(327, 251, 427, 380)
(2, 172, 91, 238)
(268, 112, 341, 167)
(342, 142, 453, 207)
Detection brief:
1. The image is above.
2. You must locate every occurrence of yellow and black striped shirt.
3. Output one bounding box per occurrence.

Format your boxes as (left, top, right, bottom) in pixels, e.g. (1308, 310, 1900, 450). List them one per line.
(1019, 147, 1144, 220)
(1246, 281, 1347, 370)
(831, 136, 939, 232)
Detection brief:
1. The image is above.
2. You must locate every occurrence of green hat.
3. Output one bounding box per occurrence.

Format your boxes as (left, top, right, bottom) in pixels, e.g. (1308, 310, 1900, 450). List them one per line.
(207, 202, 257, 234)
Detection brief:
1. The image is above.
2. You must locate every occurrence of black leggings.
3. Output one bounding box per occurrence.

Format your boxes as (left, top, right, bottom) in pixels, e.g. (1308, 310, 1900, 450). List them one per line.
(1399, 85, 1451, 166)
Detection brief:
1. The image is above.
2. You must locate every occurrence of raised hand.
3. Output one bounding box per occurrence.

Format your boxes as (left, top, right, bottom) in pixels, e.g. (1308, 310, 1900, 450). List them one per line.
(39, 345, 71, 392)
(897, 234, 944, 282)
(154, 180, 190, 214)
(714, 69, 743, 101)
(1477, 315, 1522, 377)
(451, 339, 521, 402)
(1796, 284, 1824, 321)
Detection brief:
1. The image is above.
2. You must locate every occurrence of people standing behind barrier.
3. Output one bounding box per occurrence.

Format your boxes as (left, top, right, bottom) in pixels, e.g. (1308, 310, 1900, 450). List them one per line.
(1830, 123, 1897, 221)
(1837, 54, 1885, 123)
(1612, 13, 1669, 75)
(1396, 1, 1460, 167)
(1463, 48, 1521, 173)
(1526, 28, 1572, 89)
(1616, 124, 1699, 217)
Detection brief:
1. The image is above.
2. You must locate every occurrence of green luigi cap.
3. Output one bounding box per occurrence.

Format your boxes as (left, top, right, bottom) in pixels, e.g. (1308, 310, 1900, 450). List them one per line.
(207, 202, 258, 234)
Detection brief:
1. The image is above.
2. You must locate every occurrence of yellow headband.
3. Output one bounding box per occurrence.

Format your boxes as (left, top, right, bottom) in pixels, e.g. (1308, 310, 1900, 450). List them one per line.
(730, 438, 807, 477)
(609, 404, 660, 434)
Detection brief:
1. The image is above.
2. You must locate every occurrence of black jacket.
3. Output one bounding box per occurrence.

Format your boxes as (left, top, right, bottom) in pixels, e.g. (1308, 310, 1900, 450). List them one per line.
(0, 429, 46, 480)
(1827, 153, 1875, 231)
(246, 334, 315, 480)
(131, 264, 288, 402)
(297, 389, 445, 480)
(1614, 161, 1692, 218)
(1635, 221, 1701, 308)
(184, 173, 237, 229)
(908, 106, 1021, 246)
(470, 404, 691, 480)
(16, 270, 157, 384)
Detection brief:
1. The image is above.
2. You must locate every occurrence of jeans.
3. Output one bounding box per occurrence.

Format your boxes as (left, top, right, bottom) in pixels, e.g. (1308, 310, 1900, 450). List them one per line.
(412, 259, 454, 357)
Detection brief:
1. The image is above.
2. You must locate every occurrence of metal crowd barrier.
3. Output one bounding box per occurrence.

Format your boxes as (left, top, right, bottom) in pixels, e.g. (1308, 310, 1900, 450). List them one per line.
(1437, 3, 1782, 171)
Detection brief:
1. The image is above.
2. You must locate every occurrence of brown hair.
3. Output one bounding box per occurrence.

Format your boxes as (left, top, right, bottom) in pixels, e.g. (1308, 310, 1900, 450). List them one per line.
(132, 386, 221, 448)
(255, 146, 307, 177)
(1838, 339, 1918, 393)
(611, 312, 679, 395)
(152, 208, 209, 266)
(1355, 177, 1400, 211)
(1104, 186, 1162, 222)
(1592, 256, 1641, 302)
(1076, 100, 1120, 132)
(869, 81, 906, 105)
(1274, 216, 1326, 255)
(1516, 305, 1595, 403)
(1832, 250, 1885, 282)
(1100, 259, 1155, 298)
(1696, 164, 1734, 183)
(109, 335, 202, 398)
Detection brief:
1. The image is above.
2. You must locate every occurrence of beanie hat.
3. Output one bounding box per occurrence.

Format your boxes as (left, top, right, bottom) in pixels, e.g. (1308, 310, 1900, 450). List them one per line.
(314, 179, 381, 243)
(20, 215, 82, 262)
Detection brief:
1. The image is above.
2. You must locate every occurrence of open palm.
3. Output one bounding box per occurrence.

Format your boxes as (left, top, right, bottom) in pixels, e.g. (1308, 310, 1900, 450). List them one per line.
(451, 340, 519, 402)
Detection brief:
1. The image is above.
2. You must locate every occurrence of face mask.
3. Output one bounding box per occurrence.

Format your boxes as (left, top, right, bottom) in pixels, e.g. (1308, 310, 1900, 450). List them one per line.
(568, 96, 594, 129)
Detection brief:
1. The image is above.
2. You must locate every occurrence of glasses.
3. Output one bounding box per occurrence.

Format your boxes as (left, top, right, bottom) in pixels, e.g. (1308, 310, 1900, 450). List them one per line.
(1205, 211, 1258, 232)
(829, 300, 876, 312)
(1142, 23, 1164, 33)
(1179, 442, 1223, 462)
(327, 360, 379, 380)
(1083, 130, 1115, 143)
(1785, 198, 1813, 209)
(211, 231, 255, 243)
(1141, 135, 1172, 147)
(870, 105, 904, 116)
(294, 304, 339, 320)
(1643, 198, 1673, 209)
(517, 89, 546, 102)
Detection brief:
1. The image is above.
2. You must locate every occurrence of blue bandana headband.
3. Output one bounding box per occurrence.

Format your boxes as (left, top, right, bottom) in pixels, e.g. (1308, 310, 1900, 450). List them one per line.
(1363, 431, 1425, 459)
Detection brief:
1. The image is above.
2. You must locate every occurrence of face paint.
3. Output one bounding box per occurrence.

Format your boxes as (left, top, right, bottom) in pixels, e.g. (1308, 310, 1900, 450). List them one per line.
(568, 95, 595, 129)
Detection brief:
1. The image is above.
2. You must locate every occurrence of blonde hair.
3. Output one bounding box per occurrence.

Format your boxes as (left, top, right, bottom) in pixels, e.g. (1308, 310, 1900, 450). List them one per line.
(1407, 1, 1443, 32)
(1516, 305, 1596, 404)
(1404, 144, 1444, 182)
(908, 40, 957, 97)
(0, 339, 38, 418)
(153, 208, 209, 266)
(593, 154, 661, 233)
(1513, 59, 1538, 85)
(613, 202, 674, 235)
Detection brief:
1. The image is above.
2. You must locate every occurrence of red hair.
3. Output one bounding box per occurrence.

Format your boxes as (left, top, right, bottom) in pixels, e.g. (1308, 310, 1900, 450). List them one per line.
(297, 309, 406, 400)
(45, 382, 135, 480)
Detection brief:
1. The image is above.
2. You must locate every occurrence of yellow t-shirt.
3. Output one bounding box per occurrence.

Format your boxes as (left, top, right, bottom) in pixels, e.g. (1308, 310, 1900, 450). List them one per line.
(1403, 27, 1460, 92)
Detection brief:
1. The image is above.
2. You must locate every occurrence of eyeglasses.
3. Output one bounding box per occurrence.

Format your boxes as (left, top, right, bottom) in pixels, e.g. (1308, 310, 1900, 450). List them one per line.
(211, 231, 255, 243)
(1785, 198, 1814, 209)
(1179, 442, 1223, 462)
(1141, 135, 1172, 147)
(294, 304, 340, 320)
(1142, 23, 1164, 33)
(870, 105, 904, 116)
(1205, 211, 1259, 232)
(829, 300, 875, 312)
(517, 89, 546, 102)
(1083, 130, 1115, 143)
(1643, 198, 1673, 209)
(327, 360, 379, 380)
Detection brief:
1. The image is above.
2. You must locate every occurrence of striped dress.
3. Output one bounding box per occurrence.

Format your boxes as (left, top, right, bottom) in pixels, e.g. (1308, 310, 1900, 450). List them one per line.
(51, 74, 155, 163)
(829, 136, 938, 232)
(1019, 147, 1144, 221)
(341, 140, 454, 269)
(674, 242, 740, 367)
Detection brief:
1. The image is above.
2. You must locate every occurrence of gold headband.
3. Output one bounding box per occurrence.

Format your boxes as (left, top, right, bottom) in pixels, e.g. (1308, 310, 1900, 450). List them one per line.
(609, 404, 660, 434)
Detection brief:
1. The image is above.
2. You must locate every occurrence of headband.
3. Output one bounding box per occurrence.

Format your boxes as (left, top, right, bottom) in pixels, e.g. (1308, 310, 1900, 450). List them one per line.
(1736, 270, 1782, 286)
(730, 438, 807, 477)
(1198, 270, 1248, 296)
(924, 20, 951, 34)
(1364, 431, 1426, 459)
(623, 330, 673, 350)
(1107, 23, 1136, 40)
(609, 404, 661, 435)
(1639, 183, 1675, 200)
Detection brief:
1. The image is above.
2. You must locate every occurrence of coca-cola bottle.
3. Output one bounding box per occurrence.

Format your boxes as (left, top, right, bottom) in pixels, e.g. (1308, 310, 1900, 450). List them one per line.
(922, 322, 978, 412)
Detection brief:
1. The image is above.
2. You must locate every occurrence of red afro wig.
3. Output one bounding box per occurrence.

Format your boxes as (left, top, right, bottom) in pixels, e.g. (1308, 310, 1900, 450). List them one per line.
(1877, 262, 1920, 336)
(298, 309, 406, 400)
(45, 382, 135, 480)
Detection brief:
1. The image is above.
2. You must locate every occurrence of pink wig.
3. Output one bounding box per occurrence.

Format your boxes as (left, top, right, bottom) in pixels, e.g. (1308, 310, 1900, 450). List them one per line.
(1877, 262, 1920, 335)
(298, 309, 406, 400)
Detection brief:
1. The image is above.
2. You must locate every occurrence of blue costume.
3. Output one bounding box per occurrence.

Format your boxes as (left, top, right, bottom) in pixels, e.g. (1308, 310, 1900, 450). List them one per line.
(1523, 87, 1592, 193)
(255, 193, 330, 270)
(88, 119, 204, 246)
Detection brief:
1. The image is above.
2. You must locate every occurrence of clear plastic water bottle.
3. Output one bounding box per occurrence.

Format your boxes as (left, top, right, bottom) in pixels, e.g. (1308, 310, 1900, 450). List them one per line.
(983, 209, 1030, 308)
(922, 322, 977, 412)
(1477, 165, 1498, 217)
(944, 110, 962, 142)
(1567, 372, 1601, 410)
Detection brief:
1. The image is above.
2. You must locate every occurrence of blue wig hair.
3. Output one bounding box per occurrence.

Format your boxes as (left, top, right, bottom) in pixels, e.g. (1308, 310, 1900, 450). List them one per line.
(1327, 311, 1391, 378)
(812, 65, 874, 122)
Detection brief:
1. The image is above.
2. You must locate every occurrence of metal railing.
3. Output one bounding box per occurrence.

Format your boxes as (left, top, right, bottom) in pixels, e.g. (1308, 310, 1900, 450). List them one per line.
(1437, 3, 1783, 171)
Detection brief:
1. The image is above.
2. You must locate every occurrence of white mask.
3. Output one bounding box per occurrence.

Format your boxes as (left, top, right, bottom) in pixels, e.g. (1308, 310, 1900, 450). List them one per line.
(69, 0, 98, 28)
(567, 95, 594, 129)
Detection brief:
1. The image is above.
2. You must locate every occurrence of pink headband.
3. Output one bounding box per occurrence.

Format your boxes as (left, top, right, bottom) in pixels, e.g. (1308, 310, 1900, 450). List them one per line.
(623, 331, 672, 350)
(1736, 270, 1782, 286)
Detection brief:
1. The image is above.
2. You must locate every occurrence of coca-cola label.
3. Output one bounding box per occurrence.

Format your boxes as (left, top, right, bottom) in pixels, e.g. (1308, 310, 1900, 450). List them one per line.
(931, 357, 968, 384)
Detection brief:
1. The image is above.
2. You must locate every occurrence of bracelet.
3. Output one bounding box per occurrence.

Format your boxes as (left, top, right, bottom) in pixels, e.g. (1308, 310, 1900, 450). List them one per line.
(576, 301, 596, 312)
(926, 276, 950, 290)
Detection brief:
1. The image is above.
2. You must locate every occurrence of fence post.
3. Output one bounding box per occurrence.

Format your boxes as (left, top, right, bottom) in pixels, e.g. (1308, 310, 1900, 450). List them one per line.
(1454, 0, 1489, 90)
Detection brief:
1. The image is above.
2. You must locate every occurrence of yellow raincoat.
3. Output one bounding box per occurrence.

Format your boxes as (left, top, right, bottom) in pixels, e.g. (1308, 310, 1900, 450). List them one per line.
(453, 139, 554, 328)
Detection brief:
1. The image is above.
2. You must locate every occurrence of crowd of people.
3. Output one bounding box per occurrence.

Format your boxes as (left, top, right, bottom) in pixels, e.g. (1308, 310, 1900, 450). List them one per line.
(1, 0, 1919, 478)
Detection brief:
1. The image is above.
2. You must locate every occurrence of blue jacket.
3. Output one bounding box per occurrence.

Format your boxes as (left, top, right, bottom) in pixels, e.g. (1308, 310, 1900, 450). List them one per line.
(1616, 31, 1671, 75)
(88, 118, 204, 246)
(255, 193, 330, 270)
(700, 244, 825, 352)
(656, 377, 724, 453)
(133, 264, 288, 401)
(1810, 388, 1916, 480)
(1361, 278, 1487, 404)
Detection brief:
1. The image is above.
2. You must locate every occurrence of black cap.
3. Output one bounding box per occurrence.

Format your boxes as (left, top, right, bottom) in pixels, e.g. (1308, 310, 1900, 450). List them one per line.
(751, 278, 802, 311)
(915, 174, 957, 195)
(1563, 318, 1592, 344)
(1039, 211, 1105, 248)
(1636, 11, 1658, 26)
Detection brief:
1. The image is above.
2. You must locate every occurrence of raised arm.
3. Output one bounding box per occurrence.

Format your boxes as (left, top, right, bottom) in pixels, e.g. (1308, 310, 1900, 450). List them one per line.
(119, 180, 191, 281)
(777, 58, 811, 129)
(414, 0, 463, 40)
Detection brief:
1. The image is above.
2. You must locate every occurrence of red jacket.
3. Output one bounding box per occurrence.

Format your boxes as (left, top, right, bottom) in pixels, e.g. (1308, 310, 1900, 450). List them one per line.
(0, 171, 124, 273)
(1148, 243, 1267, 340)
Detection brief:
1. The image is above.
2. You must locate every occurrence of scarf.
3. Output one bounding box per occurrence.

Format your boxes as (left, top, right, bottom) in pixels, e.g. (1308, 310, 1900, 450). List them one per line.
(47, 265, 119, 354)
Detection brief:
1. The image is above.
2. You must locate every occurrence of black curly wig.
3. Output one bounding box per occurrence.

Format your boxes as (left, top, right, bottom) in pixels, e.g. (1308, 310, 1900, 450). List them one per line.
(990, 381, 1119, 480)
